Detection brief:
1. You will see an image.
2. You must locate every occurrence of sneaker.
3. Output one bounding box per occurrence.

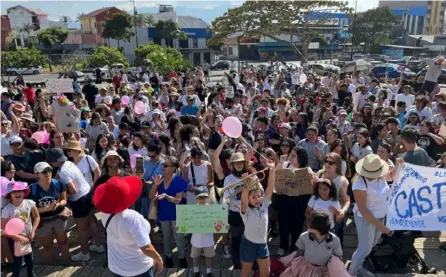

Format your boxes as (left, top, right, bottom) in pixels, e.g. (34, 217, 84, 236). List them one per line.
(223, 245, 231, 259)
(439, 242, 446, 254)
(89, 245, 105, 253)
(71, 252, 91, 262)
(179, 258, 188, 268)
(165, 256, 173, 268)
(276, 248, 286, 257)
(357, 267, 375, 277)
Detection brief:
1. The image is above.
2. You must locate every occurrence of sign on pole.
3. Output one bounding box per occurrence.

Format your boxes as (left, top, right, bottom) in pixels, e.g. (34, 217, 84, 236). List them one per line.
(47, 79, 74, 93)
(386, 163, 446, 231)
(176, 204, 228, 234)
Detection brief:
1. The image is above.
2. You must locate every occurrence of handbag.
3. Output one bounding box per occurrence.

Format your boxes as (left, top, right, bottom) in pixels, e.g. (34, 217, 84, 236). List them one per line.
(148, 199, 158, 220)
(14, 241, 32, 257)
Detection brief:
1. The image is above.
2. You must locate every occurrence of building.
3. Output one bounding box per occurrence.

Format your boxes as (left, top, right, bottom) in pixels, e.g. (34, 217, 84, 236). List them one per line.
(6, 5, 68, 49)
(109, 5, 215, 65)
(223, 32, 260, 61)
(1, 15, 12, 50)
(77, 7, 124, 45)
(380, 0, 446, 35)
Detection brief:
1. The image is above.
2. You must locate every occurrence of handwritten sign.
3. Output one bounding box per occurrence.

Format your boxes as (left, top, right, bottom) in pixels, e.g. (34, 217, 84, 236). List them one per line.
(386, 163, 446, 231)
(226, 85, 234, 98)
(274, 168, 313, 196)
(176, 204, 228, 234)
(47, 79, 74, 93)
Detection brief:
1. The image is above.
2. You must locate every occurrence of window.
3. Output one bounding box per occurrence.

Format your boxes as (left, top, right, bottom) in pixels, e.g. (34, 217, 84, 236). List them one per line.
(192, 38, 198, 48)
(81, 24, 83, 29)
(179, 39, 188, 48)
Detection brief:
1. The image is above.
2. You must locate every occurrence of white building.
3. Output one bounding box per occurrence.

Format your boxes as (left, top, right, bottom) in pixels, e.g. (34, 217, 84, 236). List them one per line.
(6, 5, 68, 49)
(109, 5, 215, 65)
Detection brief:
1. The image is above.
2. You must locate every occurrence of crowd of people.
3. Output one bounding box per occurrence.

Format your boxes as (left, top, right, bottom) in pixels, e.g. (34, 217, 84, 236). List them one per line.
(1, 56, 446, 277)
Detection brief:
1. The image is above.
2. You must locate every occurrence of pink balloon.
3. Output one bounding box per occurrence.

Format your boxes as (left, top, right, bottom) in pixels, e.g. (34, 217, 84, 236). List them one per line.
(0, 177, 10, 197)
(222, 116, 243, 138)
(121, 95, 130, 105)
(134, 101, 145, 115)
(130, 154, 143, 169)
(5, 218, 25, 236)
(31, 131, 46, 144)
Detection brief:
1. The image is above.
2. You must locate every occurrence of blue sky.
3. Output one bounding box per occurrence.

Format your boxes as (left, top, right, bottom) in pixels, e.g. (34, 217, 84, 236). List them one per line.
(2, 0, 379, 28)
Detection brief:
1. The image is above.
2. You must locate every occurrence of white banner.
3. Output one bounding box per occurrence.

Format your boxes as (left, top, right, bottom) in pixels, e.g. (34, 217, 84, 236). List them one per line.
(226, 85, 234, 98)
(47, 79, 74, 93)
(386, 163, 446, 231)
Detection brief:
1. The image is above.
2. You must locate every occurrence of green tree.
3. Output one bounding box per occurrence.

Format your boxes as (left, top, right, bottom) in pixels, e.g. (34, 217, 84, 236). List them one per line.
(102, 13, 134, 48)
(60, 16, 71, 24)
(154, 20, 187, 47)
(1, 47, 46, 83)
(350, 7, 397, 53)
(206, 33, 225, 51)
(89, 46, 129, 68)
(134, 43, 191, 74)
(132, 14, 155, 27)
(19, 23, 35, 47)
(37, 26, 70, 72)
(2, 29, 15, 51)
(211, 1, 351, 62)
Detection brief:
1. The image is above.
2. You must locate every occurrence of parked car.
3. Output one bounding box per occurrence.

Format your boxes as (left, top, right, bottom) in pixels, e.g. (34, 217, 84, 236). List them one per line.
(388, 59, 407, 66)
(366, 54, 390, 62)
(210, 60, 231, 70)
(417, 68, 446, 84)
(372, 64, 416, 79)
(311, 64, 341, 76)
(5, 66, 43, 75)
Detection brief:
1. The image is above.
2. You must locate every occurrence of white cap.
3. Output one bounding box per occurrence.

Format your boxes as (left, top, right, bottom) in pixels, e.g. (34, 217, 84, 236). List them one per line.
(34, 162, 52, 173)
(9, 136, 23, 145)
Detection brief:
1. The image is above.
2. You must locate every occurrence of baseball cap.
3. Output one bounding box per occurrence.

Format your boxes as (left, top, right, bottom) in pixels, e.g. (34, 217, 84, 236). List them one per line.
(338, 109, 347, 116)
(195, 186, 209, 198)
(34, 162, 53, 174)
(9, 136, 23, 145)
(46, 148, 68, 163)
(279, 123, 291, 130)
(142, 121, 151, 128)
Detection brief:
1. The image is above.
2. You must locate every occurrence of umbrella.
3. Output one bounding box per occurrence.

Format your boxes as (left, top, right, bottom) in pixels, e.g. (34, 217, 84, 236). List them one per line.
(342, 59, 373, 72)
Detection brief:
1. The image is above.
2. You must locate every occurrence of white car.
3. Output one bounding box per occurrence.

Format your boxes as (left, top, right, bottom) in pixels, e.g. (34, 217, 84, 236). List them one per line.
(6, 66, 43, 75)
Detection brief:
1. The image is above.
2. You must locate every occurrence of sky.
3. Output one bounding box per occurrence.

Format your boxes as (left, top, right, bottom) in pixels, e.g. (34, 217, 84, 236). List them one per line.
(2, 0, 380, 28)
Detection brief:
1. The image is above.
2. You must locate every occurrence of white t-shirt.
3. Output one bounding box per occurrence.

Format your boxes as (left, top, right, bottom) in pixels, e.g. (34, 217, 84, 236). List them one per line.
(352, 177, 390, 219)
(395, 94, 415, 111)
(59, 161, 91, 201)
(101, 210, 153, 276)
(1, 130, 16, 157)
(1, 199, 36, 235)
(308, 196, 341, 229)
(223, 174, 241, 212)
(95, 95, 112, 105)
(291, 73, 299, 85)
(405, 106, 432, 121)
(75, 155, 99, 186)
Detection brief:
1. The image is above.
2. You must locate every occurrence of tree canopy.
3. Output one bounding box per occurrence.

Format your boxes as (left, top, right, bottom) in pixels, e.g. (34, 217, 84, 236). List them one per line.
(154, 20, 187, 40)
(211, 1, 351, 61)
(350, 7, 397, 52)
(102, 13, 134, 48)
(1, 48, 46, 82)
(89, 46, 129, 68)
(132, 14, 155, 27)
(37, 26, 70, 71)
(134, 43, 191, 74)
(206, 33, 225, 51)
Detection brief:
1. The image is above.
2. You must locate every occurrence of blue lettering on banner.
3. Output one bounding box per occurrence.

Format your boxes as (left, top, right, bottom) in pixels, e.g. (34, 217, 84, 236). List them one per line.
(391, 164, 427, 199)
(389, 218, 426, 229)
(438, 216, 446, 223)
(434, 171, 446, 178)
(395, 183, 445, 219)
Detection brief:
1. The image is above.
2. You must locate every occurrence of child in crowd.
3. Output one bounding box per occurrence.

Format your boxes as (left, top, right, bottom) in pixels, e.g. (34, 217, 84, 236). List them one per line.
(305, 178, 342, 230)
(280, 210, 347, 277)
(191, 186, 215, 277)
(240, 160, 275, 277)
(22, 139, 45, 174)
(1, 182, 40, 277)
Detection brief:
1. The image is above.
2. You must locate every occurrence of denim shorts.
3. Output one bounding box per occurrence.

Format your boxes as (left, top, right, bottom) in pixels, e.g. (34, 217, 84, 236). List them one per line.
(240, 235, 269, 263)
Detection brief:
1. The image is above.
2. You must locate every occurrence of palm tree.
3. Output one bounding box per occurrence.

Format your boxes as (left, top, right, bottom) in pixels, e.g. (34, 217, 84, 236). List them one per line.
(60, 16, 71, 24)
(19, 23, 35, 47)
(76, 13, 85, 22)
(133, 14, 155, 27)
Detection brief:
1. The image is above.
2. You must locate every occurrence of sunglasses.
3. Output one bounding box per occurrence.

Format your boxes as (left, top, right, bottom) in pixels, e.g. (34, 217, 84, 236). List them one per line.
(324, 160, 335, 166)
(1, 122, 8, 126)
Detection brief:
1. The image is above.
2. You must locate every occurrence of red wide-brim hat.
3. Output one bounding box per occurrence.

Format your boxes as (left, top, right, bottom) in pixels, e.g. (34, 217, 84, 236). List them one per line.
(93, 176, 142, 214)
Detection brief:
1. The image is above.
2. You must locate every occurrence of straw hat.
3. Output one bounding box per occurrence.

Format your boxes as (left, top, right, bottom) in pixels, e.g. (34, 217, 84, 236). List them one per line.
(355, 154, 389, 179)
(230, 153, 245, 163)
(65, 139, 83, 152)
(21, 113, 35, 123)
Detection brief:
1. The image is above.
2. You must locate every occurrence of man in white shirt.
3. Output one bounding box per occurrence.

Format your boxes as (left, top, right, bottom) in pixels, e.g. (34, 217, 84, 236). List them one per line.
(352, 71, 364, 86)
(419, 57, 445, 94)
(94, 176, 163, 277)
(395, 85, 415, 111)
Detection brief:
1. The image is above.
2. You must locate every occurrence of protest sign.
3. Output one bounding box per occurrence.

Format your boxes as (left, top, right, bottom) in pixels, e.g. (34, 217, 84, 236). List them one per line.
(47, 79, 74, 93)
(274, 168, 313, 196)
(386, 163, 446, 231)
(176, 204, 228, 234)
(226, 85, 234, 98)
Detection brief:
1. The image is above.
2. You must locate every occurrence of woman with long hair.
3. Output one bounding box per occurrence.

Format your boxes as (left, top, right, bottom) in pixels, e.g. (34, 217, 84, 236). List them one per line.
(167, 116, 181, 139)
(91, 134, 113, 163)
(351, 128, 373, 163)
(158, 134, 176, 157)
(149, 156, 188, 269)
(293, 112, 309, 143)
(128, 132, 148, 157)
(330, 139, 349, 176)
(86, 112, 110, 151)
(370, 122, 388, 153)
(316, 152, 350, 245)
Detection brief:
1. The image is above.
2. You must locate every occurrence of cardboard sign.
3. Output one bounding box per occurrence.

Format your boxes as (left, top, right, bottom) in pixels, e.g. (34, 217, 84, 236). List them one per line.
(176, 204, 228, 234)
(387, 163, 446, 231)
(47, 79, 74, 93)
(274, 168, 313, 196)
(51, 101, 80, 133)
(226, 85, 234, 98)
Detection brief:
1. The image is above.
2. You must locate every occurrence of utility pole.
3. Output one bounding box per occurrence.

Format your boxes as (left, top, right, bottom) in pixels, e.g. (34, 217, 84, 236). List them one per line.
(350, 0, 357, 60)
(132, 0, 139, 48)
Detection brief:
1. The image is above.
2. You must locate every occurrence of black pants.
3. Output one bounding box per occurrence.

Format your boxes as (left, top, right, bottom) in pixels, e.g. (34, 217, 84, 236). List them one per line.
(229, 210, 244, 269)
(418, 80, 437, 94)
(7, 238, 34, 277)
(276, 194, 311, 252)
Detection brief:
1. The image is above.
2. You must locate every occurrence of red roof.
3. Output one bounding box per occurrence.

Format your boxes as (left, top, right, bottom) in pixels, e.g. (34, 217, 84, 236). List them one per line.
(80, 7, 118, 18)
